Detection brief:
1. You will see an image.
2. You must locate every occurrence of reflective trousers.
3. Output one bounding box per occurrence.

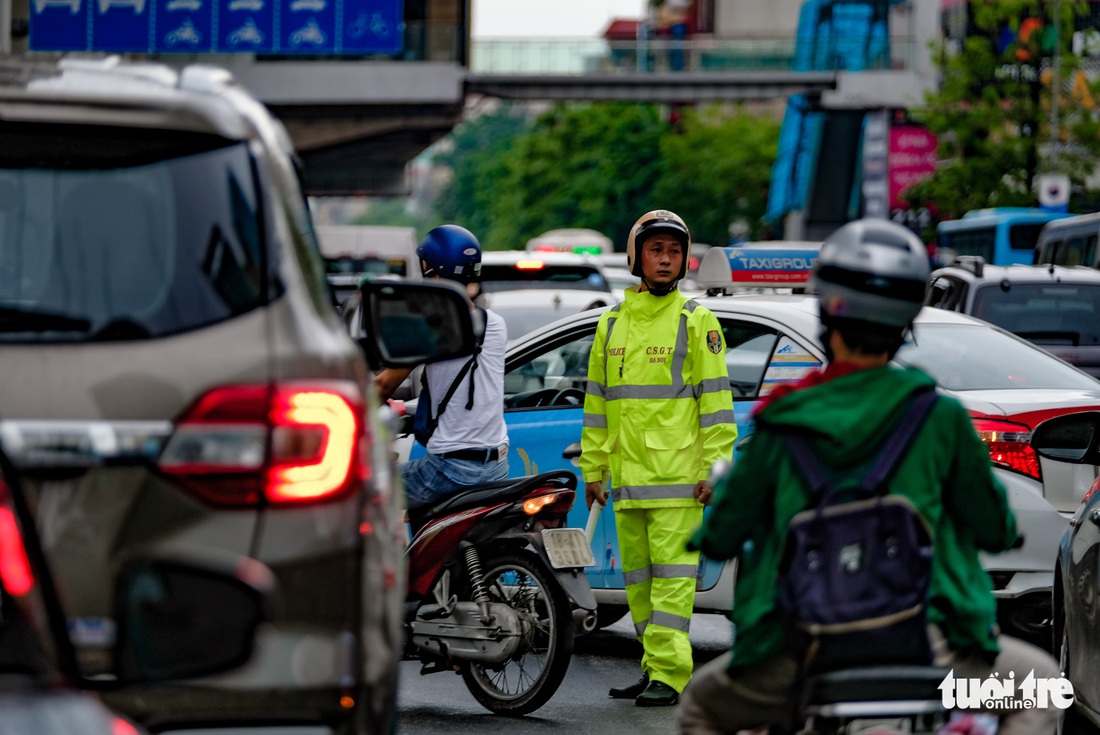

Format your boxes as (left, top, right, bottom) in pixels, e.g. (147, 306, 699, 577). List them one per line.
(616, 505, 703, 693)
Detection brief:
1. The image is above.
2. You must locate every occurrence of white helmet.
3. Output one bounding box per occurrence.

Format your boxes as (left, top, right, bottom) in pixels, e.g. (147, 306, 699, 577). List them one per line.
(811, 219, 930, 330)
(626, 209, 691, 279)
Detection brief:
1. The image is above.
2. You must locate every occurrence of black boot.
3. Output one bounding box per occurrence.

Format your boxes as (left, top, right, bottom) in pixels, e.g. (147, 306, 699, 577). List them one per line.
(609, 673, 649, 699)
(635, 680, 679, 707)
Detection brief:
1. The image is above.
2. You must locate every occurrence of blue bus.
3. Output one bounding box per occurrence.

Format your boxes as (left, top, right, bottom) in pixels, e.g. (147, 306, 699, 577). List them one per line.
(937, 208, 1072, 266)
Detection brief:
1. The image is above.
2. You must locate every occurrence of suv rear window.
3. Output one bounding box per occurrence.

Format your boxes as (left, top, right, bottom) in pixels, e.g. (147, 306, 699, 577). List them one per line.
(479, 264, 609, 293)
(971, 282, 1100, 346)
(0, 123, 278, 343)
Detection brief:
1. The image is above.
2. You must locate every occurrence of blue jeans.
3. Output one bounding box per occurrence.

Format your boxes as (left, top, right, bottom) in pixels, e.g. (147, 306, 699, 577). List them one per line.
(402, 451, 509, 510)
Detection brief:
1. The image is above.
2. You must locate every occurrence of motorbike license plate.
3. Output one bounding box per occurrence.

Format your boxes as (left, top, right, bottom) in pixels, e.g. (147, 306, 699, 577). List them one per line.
(541, 529, 596, 569)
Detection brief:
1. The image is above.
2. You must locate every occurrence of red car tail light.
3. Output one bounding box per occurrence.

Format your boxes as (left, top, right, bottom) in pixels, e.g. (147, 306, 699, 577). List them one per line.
(158, 382, 368, 507)
(972, 418, 1040, 480)
(0, 481, 34, 596)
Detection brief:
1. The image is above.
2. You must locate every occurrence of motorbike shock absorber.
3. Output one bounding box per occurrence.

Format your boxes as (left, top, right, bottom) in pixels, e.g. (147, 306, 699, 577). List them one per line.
(461, 542, 493, 624)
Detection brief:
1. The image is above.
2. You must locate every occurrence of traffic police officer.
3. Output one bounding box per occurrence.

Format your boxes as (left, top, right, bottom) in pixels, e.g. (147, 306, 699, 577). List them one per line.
(581, 210, 737, 707)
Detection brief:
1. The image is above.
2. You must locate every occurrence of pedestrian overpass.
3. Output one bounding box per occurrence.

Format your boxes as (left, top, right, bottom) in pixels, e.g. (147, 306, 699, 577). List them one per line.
(225, 57, 839, 196)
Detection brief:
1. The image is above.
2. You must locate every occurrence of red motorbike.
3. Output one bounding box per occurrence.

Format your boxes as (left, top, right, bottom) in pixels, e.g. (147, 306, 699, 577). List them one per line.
(403, 469, 596, 716)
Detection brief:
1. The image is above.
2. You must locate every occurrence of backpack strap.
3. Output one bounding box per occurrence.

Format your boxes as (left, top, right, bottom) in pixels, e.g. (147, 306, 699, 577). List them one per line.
(783, 433, 834, 503)
(782, 386, 939, 503)
(859, 386, 938, 495)
(436, 307, 488, 421)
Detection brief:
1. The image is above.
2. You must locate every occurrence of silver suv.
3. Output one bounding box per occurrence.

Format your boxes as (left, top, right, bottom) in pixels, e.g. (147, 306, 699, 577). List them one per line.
(0, 57, 402, 734)
(926, 257, 1100, 378)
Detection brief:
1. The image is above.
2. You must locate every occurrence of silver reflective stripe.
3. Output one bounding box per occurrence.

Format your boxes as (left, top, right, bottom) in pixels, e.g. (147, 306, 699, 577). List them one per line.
(583, 413, 607, 428)
(695, 377, 729, 397)
(586, 380, 606, 398)
(612, 483, 697, 502)
(602, 308, 620, 381)
(0, 419, 173, 469)
(623, 564, 698, 586)
(650, 610, 692, 633)
(699, 410, 736, 428)
(652, 564, 698, 579)
(683, 300, 699, 313)
(669, 310, 689, 388)
(635, 619, 648, 637)
(606, 384, 694, 400)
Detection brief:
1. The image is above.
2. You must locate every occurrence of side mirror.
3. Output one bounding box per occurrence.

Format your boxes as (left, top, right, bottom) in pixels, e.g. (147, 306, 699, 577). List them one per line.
(113, 555, 273, 683)
(355, 280, 483, 369)
(1031, 411, 1100, 465)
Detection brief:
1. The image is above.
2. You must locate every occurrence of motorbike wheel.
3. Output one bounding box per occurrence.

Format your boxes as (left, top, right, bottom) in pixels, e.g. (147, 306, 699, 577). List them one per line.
(460, 549, 575, 716)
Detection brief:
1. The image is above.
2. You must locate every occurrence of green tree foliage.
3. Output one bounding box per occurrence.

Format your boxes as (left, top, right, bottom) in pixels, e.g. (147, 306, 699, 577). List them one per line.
(904, 0, 1100, 218)
(483, 103, 666, 251)
(432, 104, 533, 243)
(434, 102, 781, 250)
(654, 106, 781, 245)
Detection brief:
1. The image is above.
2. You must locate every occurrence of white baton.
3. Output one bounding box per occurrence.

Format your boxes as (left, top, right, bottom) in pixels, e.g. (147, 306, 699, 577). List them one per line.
(584, 500, 602, 545)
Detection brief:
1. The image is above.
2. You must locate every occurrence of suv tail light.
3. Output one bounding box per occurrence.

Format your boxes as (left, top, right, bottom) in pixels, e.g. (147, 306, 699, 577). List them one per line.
(158, 382, 368, 507)
(972, 418, 1040, 480)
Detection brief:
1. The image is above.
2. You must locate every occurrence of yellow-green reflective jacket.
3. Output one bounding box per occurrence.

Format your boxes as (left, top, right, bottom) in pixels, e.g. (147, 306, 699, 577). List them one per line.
(580, 287, 737, 509)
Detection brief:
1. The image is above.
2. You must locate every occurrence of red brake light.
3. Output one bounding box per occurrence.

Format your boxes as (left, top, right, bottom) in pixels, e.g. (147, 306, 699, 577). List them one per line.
(0, 481, 34, 596)
(158, 382, 368, 507)
(972, 418, 1040, 480)
(515, 260, 547, 270)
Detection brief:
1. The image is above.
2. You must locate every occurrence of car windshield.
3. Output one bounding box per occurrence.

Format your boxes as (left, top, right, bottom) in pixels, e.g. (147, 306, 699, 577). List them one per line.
(480, 264, 609, 293)
(896, 323, 1100, 391)
(0, 123, 277, 343)
(971, 282, 1100, 346)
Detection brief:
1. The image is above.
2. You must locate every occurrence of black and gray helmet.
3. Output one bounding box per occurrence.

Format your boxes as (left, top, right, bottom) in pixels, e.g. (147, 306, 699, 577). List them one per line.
(811, 219, 930, 330)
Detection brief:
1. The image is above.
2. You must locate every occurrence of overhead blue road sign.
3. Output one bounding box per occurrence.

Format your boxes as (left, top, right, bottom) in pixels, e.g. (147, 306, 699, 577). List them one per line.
(30, 0, 402, 54)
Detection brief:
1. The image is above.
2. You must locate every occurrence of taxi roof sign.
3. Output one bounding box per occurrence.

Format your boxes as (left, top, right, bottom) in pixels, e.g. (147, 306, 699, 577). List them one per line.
(696, 241, 822, 292)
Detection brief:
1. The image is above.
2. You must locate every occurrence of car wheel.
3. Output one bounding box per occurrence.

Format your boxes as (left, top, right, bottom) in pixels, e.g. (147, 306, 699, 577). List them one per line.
(1059, 612, 1099, 735)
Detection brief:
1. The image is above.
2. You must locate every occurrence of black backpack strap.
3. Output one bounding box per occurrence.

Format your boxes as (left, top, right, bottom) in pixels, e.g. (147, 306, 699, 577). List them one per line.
(438, 307, 488, 419)
(463, 307, 488, 410)
(860, 386, 938, 495)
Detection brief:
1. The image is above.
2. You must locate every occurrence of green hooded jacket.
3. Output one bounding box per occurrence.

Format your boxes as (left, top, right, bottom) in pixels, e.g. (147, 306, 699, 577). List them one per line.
(691, 365, 1017, 670)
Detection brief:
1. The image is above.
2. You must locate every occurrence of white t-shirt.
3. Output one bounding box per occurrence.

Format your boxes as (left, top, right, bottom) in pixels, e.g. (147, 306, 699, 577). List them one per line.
(424, 308, 509, 455)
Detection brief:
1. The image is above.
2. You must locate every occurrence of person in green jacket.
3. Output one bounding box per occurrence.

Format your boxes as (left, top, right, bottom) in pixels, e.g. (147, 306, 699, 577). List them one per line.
(581, 209, 737, 707)
(678, 219, 1061, 735)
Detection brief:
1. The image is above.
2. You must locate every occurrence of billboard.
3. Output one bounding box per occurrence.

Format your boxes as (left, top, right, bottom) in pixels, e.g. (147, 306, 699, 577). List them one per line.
(30, 0, 402, 54)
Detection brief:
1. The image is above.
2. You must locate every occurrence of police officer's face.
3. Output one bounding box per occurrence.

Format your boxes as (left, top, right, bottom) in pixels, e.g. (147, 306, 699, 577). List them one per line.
(640, 234, 684, 286)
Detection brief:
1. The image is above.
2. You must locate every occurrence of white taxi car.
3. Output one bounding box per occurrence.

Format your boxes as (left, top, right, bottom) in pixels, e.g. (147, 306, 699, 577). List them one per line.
(478, 251, 616, 341)
(436, 243, 1100, 643)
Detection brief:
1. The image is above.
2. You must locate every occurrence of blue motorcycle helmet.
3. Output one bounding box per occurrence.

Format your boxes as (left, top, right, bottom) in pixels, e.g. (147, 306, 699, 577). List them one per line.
(417, 225, 482, 284)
